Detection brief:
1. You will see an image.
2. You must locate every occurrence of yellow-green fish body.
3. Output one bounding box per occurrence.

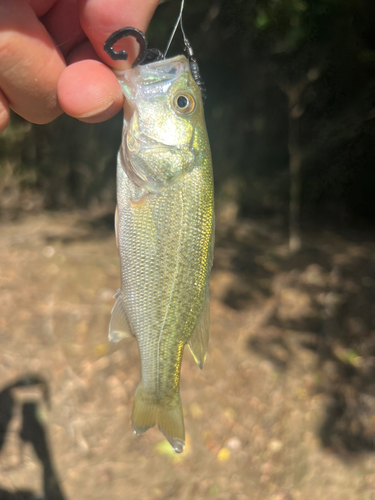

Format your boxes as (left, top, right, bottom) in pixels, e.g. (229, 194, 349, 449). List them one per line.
(110, 55, 214, 453)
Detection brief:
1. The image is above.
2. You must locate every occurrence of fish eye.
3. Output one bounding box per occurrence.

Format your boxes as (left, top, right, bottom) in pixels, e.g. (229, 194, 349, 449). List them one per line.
(177, 96, 188, 108)
(172, 92, 196, 115)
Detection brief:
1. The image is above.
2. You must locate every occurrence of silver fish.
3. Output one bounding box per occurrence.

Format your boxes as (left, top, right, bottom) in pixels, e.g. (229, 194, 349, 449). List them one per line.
(109, 55, 214, 453)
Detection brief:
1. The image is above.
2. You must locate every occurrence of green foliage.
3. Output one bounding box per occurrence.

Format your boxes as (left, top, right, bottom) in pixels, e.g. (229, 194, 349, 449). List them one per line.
(252, 0, 344, 52)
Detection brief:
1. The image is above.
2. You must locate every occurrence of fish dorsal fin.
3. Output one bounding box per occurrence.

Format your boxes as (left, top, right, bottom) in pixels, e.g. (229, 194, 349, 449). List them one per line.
(109, 291, 134, 342)
(188, 294, 210, 369)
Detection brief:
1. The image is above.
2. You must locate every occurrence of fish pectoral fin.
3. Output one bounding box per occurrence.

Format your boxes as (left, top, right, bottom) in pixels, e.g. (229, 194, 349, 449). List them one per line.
(132, 383, 185, 453)
(108, 293, 134, 342)
(188, 295, 210, 370)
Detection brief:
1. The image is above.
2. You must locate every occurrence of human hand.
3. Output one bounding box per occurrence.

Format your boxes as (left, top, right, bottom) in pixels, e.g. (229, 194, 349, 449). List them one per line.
(0, 0, 159, 131)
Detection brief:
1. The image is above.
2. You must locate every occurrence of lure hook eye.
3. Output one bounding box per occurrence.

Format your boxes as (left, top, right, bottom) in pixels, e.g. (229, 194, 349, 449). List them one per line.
(104, 27, 148, 68)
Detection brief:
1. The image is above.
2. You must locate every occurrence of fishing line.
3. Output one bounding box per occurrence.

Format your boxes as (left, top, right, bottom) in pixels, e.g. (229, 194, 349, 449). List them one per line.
(164, 0, 186, 58)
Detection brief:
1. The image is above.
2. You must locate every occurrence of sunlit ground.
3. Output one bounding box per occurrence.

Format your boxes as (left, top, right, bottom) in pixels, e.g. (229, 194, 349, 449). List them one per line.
(0, 209, 375, 500)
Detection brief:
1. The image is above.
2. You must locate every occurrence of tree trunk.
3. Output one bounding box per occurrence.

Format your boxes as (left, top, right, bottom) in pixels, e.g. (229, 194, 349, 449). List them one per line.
(288, 116, 302, 253)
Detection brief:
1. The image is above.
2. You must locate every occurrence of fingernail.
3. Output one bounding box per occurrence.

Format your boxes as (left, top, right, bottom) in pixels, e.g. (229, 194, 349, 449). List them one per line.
(77, 100, 115, 119)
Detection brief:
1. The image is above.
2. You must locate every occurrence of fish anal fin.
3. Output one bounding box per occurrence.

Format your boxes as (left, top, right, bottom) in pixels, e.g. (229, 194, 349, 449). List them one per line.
(108, 293, 134, 343)
(188, 296, 210, 369)
(132, 383, 185, 453)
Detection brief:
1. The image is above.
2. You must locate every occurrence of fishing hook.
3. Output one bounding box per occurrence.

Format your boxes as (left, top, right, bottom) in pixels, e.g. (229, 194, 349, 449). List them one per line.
(104, 27, 163, 67)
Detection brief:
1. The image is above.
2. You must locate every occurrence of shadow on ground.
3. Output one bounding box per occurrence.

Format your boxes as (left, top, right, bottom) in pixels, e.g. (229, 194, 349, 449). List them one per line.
(0, 376, 66, 500)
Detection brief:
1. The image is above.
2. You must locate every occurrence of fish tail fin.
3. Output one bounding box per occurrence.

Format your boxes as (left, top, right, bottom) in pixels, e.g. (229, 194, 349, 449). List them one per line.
(132, 382, 185, 453)
(157, 394, 185, 453)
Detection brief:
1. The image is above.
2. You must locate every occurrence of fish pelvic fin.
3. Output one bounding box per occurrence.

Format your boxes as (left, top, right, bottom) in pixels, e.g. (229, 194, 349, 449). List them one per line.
(132, 382, 185, 453)
(108, 291, 134, 342)
(188, 293, 210, 370)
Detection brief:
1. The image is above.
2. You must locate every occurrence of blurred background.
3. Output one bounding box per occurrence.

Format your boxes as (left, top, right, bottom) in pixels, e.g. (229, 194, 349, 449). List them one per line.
(1, 0, 375, 499)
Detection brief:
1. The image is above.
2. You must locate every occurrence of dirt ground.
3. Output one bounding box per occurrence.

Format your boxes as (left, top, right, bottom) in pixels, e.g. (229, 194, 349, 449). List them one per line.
(0, 209, 375, 500)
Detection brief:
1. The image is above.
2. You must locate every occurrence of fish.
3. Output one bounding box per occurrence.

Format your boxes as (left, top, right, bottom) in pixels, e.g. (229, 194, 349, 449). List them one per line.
(109, 55, 214, 453)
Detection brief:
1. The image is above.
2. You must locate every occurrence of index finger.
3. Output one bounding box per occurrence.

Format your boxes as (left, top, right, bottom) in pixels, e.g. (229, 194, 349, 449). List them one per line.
(0, 0, 66, 125)
(78, 0, 159, 70)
